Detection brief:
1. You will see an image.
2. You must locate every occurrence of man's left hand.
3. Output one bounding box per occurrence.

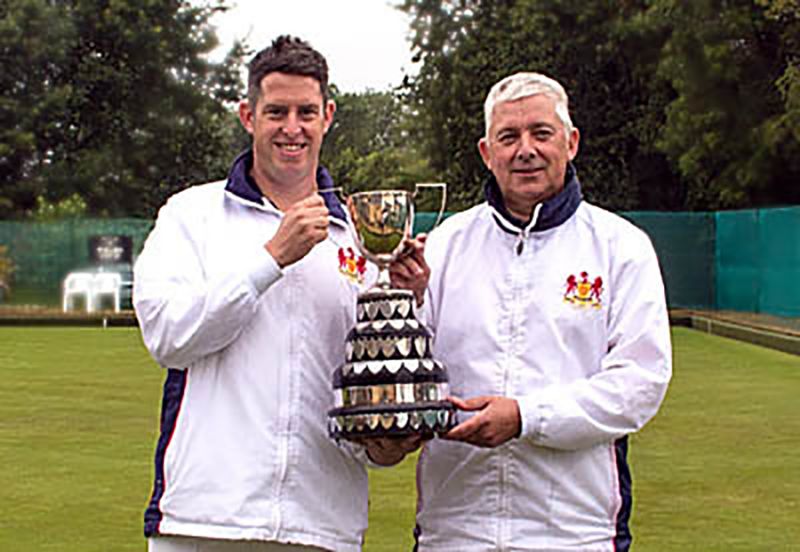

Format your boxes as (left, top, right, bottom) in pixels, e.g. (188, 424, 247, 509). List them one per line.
(444, 396, 521, 448)
(389, 235, 430, 307)
(353, 435, 427, 466)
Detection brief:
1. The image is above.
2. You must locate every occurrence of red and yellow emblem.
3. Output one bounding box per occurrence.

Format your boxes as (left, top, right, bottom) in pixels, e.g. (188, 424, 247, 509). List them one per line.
(564, 271, 603, 309)
(338, 247, 367, 284)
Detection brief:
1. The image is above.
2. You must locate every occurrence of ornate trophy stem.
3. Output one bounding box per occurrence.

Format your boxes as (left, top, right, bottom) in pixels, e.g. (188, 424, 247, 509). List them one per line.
(375, 265, 392, 290)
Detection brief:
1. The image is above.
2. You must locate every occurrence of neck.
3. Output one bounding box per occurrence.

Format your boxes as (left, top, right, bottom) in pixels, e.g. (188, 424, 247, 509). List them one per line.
(252, 169, 318, 211)
(506, 202, 536, 224)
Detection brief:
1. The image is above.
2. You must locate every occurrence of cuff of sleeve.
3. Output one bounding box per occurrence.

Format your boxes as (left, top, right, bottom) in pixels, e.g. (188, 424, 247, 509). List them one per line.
(516, 393, 552, 442)
(245, 247, 283, 295)
(415, 299, 429, 323)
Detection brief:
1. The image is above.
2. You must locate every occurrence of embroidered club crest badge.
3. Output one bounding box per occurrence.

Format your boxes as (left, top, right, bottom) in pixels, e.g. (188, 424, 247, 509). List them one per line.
(564, 271, 603, 309)
(338, 247, 367, 284)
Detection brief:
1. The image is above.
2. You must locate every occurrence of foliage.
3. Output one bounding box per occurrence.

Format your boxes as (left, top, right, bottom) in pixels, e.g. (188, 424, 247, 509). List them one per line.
(0, 0, 75, 219)
(322, 87, 437, 196)
(0, 0, 247, 219)
(399, 0, 800, 211)
(28, 193, 87, 221)
(636, 0, 800, 209)
(397, 0, 682, 211)
(0, 244, 16, 294)
(3, 0, 797, 216)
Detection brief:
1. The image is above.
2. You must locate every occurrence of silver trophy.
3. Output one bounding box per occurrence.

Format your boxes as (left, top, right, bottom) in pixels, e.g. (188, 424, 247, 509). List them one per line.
(328, 184, 457, 439)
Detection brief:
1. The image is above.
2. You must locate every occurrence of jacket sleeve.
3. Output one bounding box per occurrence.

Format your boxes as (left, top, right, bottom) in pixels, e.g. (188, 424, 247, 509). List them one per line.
(133, 192, 282, 368)
(516, 233, 672, 451)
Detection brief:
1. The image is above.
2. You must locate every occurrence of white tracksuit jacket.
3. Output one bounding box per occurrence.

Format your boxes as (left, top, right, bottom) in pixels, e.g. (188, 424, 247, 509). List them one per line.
(415, 174, 672, 551)
(134, 154, 372, 551)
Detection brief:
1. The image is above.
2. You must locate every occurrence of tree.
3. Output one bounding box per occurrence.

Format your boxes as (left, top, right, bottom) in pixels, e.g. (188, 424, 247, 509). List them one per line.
(399, 0, 683, 211)
(321, 87, 437, 195)
(0, 0, 247, 219)
(400, 0, 800, 211)
(0, 0, 75, 218)
(638, 0, 800, 209)
(758, 0, 800, 192)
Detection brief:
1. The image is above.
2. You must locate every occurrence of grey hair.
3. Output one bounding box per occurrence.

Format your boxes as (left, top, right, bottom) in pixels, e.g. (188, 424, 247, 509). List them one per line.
(483, 72, 573, 140)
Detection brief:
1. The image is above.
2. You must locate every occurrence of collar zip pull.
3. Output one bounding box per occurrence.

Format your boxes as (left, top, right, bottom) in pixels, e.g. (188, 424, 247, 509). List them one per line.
(516, 203, 543, 256)
(516, 231, 526, 255)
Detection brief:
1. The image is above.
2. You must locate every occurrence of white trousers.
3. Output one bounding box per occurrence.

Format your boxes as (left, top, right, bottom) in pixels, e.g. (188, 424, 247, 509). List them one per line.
(148, 536, 329, 552)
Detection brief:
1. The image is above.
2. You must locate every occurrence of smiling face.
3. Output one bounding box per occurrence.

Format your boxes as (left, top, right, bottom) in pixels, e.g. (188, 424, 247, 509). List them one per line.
(239, 72, 335, 196)
(478, 93, 579, 221)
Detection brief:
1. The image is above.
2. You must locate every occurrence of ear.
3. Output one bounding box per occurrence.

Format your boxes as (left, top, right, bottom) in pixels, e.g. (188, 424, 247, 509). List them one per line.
(238, 101, 254, 135)
(567, 127, 580, 161)
(323, 99, 336, 134)
(478, 137, 492, 170)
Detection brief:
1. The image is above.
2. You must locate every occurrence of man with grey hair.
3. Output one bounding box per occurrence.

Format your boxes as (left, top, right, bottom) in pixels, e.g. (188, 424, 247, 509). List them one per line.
(391, 71, 672, 550)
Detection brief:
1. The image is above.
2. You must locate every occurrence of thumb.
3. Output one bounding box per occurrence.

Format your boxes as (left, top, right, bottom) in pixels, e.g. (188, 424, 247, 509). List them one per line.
(448, 395, 492, 412)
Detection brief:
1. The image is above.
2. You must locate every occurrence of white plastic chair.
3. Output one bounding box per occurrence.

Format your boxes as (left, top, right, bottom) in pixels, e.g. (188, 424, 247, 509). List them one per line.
(92, 272, 122, 312)
(63, 272, 96, 313)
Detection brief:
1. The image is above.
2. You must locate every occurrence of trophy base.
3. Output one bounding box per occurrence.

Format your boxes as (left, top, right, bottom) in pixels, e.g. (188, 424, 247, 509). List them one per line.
(331, 282, 456, 440)
(328, 402, 456, 439)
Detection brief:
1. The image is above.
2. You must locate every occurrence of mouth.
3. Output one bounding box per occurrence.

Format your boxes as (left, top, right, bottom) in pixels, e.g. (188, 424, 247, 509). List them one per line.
(511, 166, 544, 176)
(275, 142, 308, 153)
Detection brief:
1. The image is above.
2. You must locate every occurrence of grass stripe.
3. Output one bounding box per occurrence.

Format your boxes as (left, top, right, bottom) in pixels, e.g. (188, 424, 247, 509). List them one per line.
(1, 327, 798, 550)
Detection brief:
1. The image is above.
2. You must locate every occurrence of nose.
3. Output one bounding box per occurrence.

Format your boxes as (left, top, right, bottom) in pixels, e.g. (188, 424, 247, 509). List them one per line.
(281, 112, 302, 136)
(515, 133, 537, 161)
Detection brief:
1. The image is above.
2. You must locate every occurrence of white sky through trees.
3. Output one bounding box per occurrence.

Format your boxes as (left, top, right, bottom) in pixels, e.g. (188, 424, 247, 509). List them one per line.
(203, 0, 417, 93)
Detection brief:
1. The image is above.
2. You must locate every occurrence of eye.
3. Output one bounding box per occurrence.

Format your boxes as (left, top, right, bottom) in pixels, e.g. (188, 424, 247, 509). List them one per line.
(533, 128, 555, 140)
(497, 132, 517, 145)
(299, 106, 319, 120)
(264, 106, 286, 120)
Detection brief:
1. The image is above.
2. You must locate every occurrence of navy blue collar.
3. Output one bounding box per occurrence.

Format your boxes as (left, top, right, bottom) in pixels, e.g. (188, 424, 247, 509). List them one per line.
(224, 149, 347, 221)
(485, 162, 583, 233)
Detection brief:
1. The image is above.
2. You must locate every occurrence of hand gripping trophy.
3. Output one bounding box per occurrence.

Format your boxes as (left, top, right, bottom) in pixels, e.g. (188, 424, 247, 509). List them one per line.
(328, 184, 457, 439)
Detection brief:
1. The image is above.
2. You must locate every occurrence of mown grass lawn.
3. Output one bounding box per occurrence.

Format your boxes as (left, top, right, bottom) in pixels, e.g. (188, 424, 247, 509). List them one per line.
(1, 326, 798, 551)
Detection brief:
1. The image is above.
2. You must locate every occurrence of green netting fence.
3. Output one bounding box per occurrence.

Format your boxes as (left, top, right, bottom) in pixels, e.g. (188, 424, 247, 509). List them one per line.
(714, 207, 800, 317)
(621, 212, 716, 310)
(1, 207, 798, 316)
(421, 207, 800, 317)
(0, 219, 153, 305)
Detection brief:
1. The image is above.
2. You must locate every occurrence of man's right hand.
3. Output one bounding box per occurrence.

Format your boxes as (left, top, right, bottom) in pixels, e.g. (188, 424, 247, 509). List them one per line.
(265, 195, 330, 268)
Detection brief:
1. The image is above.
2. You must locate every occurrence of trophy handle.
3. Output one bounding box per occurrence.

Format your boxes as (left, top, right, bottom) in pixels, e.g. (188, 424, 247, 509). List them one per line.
(319, 186, 347, 201)
(413, 182, 447, 233)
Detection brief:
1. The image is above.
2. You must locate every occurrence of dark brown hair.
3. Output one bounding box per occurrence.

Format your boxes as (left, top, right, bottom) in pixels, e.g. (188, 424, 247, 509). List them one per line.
(247, 35, 329, 108)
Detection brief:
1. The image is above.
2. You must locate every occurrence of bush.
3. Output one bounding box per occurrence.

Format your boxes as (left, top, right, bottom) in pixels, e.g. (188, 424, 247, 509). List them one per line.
(0, 245, 16, 300)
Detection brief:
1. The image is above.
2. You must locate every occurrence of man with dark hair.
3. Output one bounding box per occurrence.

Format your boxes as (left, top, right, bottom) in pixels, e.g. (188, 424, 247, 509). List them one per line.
(135, 35, 377, 552)
(246, 35, 330, 107)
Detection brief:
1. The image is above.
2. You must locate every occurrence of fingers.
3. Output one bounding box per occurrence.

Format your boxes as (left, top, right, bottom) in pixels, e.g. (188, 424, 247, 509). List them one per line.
(443, 396, 521, 448)
(294, 195, 330, 231)
(395, 434, 426, 454)
(448, 395, 491, 411)
(444, 414, 487, 443)
(389, 256, 426, 284)
(265, 195, 331, 267)
(360, 434, 425, 466)
(389, 236, 430, 305)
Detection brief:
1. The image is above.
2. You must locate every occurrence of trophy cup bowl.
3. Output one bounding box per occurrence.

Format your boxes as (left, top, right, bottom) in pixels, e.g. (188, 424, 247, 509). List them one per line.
(328, 184, 457, 439)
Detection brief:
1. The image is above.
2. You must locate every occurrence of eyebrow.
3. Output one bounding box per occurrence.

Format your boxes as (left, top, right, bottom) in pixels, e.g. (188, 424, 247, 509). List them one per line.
(263, 102, 320, 109)
(495, 126, 519, 136)
(497, 121, 553, 131)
